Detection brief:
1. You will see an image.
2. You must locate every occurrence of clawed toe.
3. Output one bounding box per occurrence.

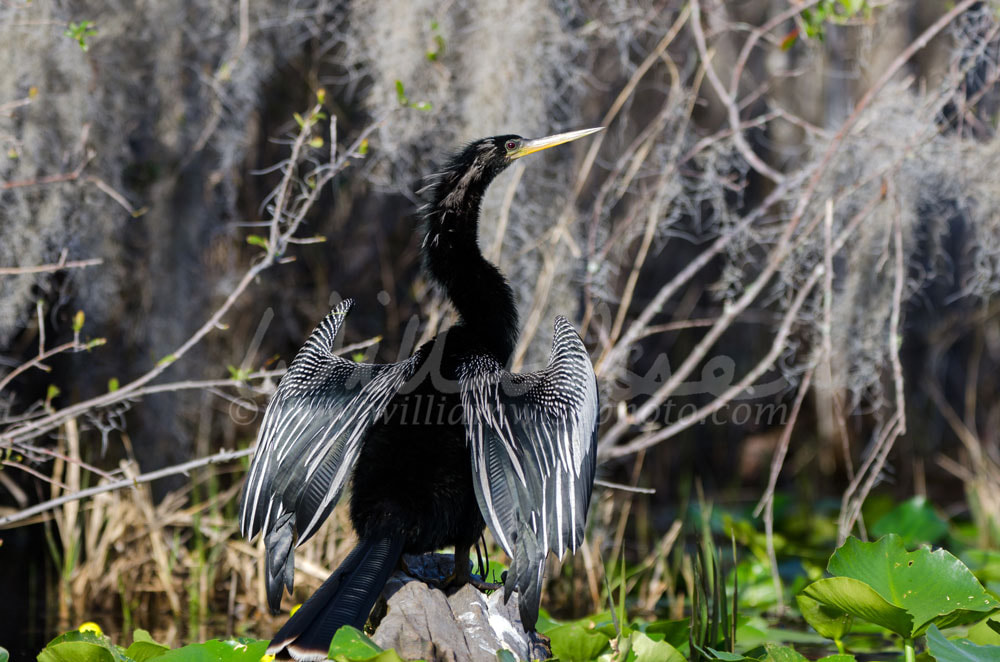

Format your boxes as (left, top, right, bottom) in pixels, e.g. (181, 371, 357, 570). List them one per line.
(467, 575, 503, 591)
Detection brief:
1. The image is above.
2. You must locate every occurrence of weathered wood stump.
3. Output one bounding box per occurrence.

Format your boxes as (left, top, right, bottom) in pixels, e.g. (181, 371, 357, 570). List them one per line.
(371, 553, 550, 662)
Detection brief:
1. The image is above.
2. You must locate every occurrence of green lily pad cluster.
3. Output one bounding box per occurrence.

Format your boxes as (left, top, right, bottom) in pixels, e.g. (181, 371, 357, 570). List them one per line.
(36, 629, 265, 662)
(32, 625, 408, 662)
(799, 534, 1000, 662)
(545, 615, 689, 662)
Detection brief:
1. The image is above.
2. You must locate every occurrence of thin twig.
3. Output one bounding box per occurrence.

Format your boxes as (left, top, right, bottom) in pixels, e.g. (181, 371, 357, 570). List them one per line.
(0, 257, 103, 276)
(837, 191, 909, 541)
(753, 367, 814, 615)
(0, 447, 254, 528)
(594, 479, 656, 495)
(690, 0, 784, 183)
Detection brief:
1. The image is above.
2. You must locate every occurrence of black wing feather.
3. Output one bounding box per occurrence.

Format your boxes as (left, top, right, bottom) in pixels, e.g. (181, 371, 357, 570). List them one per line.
(238, 299, 418, 609)
(460, 316, 599, 629)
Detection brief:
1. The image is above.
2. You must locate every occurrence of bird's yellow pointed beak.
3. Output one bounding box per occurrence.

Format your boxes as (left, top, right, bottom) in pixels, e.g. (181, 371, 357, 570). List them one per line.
(509, 127, 603, 160)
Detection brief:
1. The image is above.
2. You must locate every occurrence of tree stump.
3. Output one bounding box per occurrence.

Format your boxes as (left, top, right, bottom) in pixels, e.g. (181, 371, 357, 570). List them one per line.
(372, 553, 550, 662)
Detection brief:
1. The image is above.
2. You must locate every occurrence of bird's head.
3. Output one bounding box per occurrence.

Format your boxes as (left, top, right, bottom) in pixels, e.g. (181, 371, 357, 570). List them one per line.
(421, 127, 603, 220)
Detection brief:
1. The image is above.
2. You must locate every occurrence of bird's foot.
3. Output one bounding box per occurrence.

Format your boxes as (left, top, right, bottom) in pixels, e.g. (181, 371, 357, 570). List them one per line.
(465, 574, 503, 592)
(451, 561, 502, 592)
(400, 555, 501, 592)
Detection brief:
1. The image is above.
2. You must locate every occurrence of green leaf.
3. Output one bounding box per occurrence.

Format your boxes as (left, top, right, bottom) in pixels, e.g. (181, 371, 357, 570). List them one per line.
(871, 497, 948, 546)
(395, 80, 408, 106)
(358, 139, 369, 156)
(123, 640, 169, 662)
(108, 377, 120, 392)
(37, 631, 119, 662)
(547, 623, 611, 662)
(762, 643, 809, 662)
(828, 535, 1000, 634)
(328, 626, 382, 659)
(496, 650, 518, 662)
(0, 646, 8, 662)
(246, 234, 269, 249)
(630, 632, 686, 662)
(38, 642, 115, 662)
(363, 651, 407, 662)
(64, 21, 98, 51)
(926, 624, 1000, 662)
(796, 593, 853, 641)
(968, 618, 1000, 645)
(131, 629, 160, 644)
(73, 310, 85, 332)
(227, 365, 251, 381)
(800, 577, 913, 638)
(156, 354, 176, 367)
(142, 638, 268, 662)
(816, 656, 856, 662)
(706, 648, 751, 661)
(642, 619, 690, 649)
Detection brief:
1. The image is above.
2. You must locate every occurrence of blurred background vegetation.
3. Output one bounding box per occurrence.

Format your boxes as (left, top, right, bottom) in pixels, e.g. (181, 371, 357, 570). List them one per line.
(3, 0, 1000, 657)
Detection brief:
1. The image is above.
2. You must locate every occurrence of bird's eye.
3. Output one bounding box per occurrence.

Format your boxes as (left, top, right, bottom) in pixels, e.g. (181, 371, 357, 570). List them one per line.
(505, 139, 519, 152)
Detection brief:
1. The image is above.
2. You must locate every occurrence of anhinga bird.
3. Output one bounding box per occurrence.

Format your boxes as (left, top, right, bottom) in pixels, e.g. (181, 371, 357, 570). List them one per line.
(239, 127, 602, 661)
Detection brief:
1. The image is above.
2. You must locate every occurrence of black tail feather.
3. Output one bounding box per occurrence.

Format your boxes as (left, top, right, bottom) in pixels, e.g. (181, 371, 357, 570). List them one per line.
(268, 533, 404, 661)
(265, 513, 296, 613)
(505, 525, 543, 632)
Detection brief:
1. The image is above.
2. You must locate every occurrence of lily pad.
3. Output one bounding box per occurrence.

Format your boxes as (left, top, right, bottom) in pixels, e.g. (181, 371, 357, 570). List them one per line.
(641, 619, 691, 649)
(123, 629, 169, 662)
(37, 631, 123, 662)
(796, 593, 854, 641)
(926, 624, 1000, 662)
(871, 497, 948, 546)
(705, 648, 753, 661)
(630, 632, 686, 662)
(968, 618, 1000, 646)
(799, 577, 913, 638)
(124, 641, 170, 662)
(827, 535, 1000, 635)
(361, 651, 407, 662)
(547, 623, 611, 662)
(762, 643, 809, 662)
(329, 626, 383, 660)
(143, 638, 268, 662)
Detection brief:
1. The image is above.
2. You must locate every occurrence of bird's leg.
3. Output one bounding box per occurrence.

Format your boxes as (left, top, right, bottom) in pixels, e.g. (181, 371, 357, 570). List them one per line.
(399, 555, 414, 577)
(452, 544, 502, 591)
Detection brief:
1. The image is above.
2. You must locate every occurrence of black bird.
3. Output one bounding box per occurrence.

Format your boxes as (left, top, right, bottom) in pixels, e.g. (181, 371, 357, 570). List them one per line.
(239, 128, 602, 660)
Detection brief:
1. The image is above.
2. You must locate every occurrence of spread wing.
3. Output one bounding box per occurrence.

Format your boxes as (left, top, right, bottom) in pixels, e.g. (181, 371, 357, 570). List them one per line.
(459, 316, 599, 629)
(238, 298, 419, 610)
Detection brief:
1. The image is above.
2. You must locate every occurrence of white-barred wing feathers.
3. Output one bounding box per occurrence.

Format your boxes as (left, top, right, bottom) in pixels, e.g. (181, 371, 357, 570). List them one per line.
(238, 299, 419, 611)
(459, 316, 599, 627)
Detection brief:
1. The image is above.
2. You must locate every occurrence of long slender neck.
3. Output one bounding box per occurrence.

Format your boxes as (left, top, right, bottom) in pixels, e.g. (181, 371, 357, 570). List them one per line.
(422, 167, 518, 363)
